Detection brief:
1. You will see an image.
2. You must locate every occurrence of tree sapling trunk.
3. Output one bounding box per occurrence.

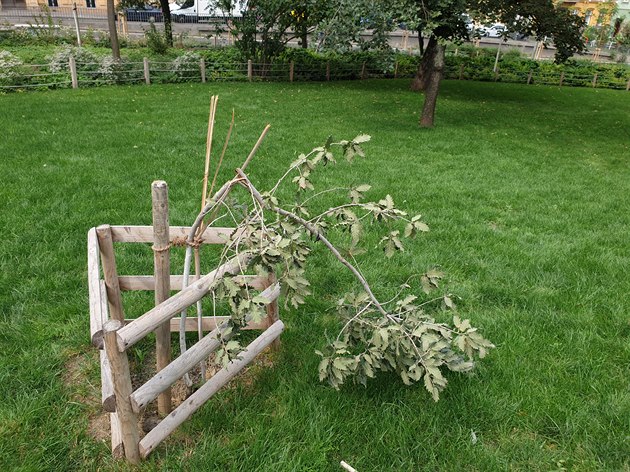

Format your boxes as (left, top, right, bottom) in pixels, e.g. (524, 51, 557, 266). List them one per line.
(419, 41, 445, 128)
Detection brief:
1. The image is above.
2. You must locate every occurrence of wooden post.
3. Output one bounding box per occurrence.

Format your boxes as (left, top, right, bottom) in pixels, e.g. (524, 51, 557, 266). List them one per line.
(494, 68, 499, 82)
(143, 57, 150, 85)
(289, 61, 294, 82)
(247, 59, 252, 82)
(96, 225, 125, 323)
(454, 48, 458, 56)
(626, 78, 630, 91)
(459, 63, 464, 80)
(559, 72, 564, 87)
(592, 73, 598, 88)
(361, 62, 366, 80)
(200, 58, 206, 83)
(138, 320, 284, 459)
(69, 56, 78, 89)
(103, 320, 140, 464)
(527, 70, 533, 85)
(326, 61, 330, 81)
(394, 61, 398, 79)
(151, 181, 171, 416)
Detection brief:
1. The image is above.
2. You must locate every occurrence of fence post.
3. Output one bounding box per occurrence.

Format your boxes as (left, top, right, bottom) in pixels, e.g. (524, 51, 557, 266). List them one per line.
(69, 56, 78, 89)
(151, 181, 172, 416)
(103, 320, 140, 465)
(559, 71, 564, 87)
(592, 73, 597, 88)
(200, 58, 206, 83)
(143, 57, 150, 85)
(289, 61, 294, 82)
(459, 63, 464, 80)
(494, 68, 499, 82)
(361, 62, 366, 80)
(527, 70, 533, 85)
(626, 78, 630, 91)
(393, 61, 398, 79)
(247, 60, 253, 82)
(326, 61, 330, 81)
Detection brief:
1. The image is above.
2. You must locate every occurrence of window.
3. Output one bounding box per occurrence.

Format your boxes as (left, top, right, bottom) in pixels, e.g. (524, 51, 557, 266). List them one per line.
(48, 0, 58, 6)
(86, 0, 95, 7)
(584, 9, 593, 25)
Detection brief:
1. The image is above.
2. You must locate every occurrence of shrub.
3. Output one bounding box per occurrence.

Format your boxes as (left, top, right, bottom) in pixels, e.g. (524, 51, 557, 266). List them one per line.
(145, 21, 168, 56)
(0, 50, 24, 86)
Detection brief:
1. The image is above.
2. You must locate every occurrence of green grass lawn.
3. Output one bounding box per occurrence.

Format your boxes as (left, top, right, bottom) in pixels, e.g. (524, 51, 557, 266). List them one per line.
(1, 79, 629, 471)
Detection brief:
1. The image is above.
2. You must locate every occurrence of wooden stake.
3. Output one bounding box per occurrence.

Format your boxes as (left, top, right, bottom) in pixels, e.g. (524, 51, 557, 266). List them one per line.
(138, 320, 285, 459)
(200, 58, 206, 83)
(361, 62, 366, 80)
(289, 61, 294, 82)
(592, 73, 598, 88)
(151, 181, 172, 416)
(247, 59, 253, 82)
(527, 70, 533, 85)
(394, 61, 398, 79)
(459, 63, 464, 80)
(559, 71, 564, 87)
(626, 78, 630, 91)
(103, 320, 140, 464)
(143, 57, 150, 85)
(96, 225, 125, 323)
(69, 56, 78, 89)
(326, 61, 330, 81)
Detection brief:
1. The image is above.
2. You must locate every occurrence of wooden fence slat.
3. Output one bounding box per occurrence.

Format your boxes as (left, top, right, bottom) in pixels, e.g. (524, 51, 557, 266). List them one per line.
(104, 320, 140, 464)
(118, 274, 266, 291)
(87, 228, 105, 348)
(109, 225, 236, 244)
(96, 225, 125, 323)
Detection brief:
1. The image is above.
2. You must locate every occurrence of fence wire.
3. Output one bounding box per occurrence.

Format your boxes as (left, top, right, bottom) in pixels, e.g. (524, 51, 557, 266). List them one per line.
(1, 58, 629, 92)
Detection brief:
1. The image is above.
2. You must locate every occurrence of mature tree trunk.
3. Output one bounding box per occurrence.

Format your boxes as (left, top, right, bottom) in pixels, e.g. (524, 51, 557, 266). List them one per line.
(159, 0, 173, 47)
(419, 41, 445, 128)
(417, 32, 424, 55)
(410, 35, 438, 91)
(106, 0, 120, 60)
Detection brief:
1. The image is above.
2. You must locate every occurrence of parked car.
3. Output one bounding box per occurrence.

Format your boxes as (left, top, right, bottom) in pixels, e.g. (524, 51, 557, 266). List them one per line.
(484, 23, 506, 38)
(125, 5, 164, 22)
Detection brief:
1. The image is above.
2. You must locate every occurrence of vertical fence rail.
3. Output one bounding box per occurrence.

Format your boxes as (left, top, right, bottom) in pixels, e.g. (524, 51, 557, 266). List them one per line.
(200, 58, 206, 83)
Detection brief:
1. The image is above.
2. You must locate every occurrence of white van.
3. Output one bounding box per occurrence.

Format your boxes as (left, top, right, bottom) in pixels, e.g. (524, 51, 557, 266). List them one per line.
(171, 0, 245, 23)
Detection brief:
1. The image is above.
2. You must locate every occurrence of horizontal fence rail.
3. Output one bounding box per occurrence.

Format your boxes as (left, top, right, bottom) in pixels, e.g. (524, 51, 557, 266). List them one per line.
(2, 55, 629, 92)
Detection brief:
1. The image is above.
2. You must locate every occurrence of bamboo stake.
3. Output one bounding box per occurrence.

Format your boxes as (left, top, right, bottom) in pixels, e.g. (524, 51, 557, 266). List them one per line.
(151, 181, 172, 415)
(103, 320, 140, 464)
(208, 108, 235, 199)
(138, 320, 284, 459)
(96, 225, 125, 323)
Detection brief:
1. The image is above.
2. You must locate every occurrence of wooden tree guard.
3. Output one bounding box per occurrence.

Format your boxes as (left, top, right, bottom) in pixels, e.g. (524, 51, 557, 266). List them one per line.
(87, 183, 283, 462)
